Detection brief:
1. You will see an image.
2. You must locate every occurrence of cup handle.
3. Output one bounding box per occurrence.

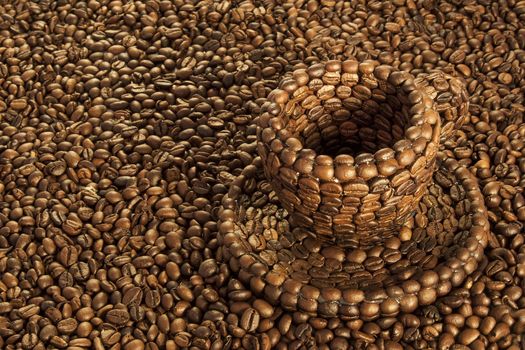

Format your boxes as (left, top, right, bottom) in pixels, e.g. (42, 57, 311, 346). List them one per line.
(415, 71, 470, 144)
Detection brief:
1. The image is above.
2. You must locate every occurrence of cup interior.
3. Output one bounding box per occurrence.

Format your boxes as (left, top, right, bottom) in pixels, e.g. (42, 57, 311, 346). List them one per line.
(285, 77, 414, 158)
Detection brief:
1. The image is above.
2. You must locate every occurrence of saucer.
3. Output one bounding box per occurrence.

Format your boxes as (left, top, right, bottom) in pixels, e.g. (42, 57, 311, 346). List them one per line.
(218, 153, 489, 319)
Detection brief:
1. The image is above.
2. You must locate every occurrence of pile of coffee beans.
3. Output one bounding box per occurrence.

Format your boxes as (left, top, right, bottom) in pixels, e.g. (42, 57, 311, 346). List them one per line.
(0, 0, 525, 349)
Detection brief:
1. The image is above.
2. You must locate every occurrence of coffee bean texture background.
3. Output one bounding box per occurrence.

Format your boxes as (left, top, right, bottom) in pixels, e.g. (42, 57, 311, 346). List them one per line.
(1, 0, 525, 349)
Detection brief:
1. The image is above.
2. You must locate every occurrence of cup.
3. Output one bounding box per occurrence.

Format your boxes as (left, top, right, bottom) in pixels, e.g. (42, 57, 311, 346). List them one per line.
(256, 59, 441, 248)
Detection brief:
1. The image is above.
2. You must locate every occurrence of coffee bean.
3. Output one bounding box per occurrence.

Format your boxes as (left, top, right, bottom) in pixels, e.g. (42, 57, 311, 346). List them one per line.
(143, 288, 161, 308)
(124, 339, 145, 350)
(106, 309, 130, 326)
(58, 246, 78, 267)
(100, 329, 121, 346)
(10, 98, 27, 111)
(122, 287, 143, 306)
(17, 305, 39, 319)
(199, 259, 219, 278)
(50, 335, 68, 348)
(241, 308, 261, 332)
(57, 318, 78, 334)
(174, 332, 192, 347)
(253, 299, 274, 318)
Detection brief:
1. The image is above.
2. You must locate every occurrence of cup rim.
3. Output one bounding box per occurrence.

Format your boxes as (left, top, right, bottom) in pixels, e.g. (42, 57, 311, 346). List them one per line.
(257, 59, 442, 178)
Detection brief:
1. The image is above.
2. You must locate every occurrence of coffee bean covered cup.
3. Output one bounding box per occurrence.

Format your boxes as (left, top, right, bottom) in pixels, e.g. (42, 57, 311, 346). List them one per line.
(257, 59, 442, 248)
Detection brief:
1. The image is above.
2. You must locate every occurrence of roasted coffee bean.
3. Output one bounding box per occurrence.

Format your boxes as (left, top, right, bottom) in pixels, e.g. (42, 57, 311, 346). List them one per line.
(57, 318, 78, 334)
(174, 332, 192, 348)
(122, 287, 143, 306)
(241, 308, 261, 332)
(106, 309, 130, 326)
